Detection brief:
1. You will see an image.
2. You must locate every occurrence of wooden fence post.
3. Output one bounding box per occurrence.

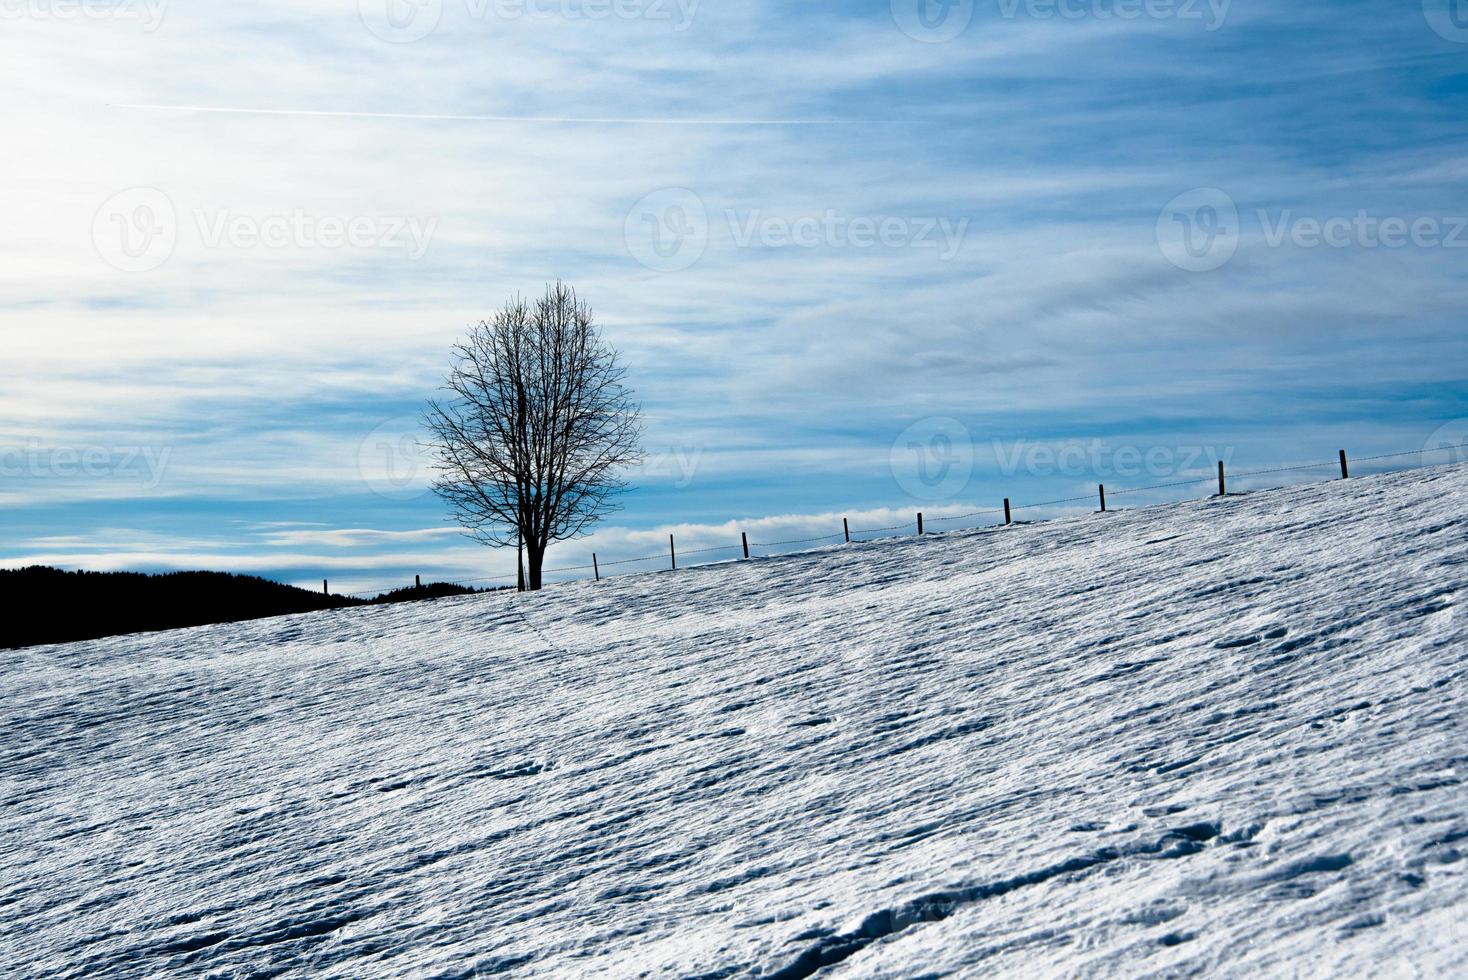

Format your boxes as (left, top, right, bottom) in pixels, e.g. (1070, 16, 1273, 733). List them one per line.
(323, 579, 328, 596)
(917, 512, 924, 536)
(1004, 498, 1012, 525)
(1099, 484, 1107, 512)
(593, 553, 600, 581)
(415, 574, 421, 589)
(670, 534, 677, 571)
(1217, 460, 1227, 497)
(843, 518, 850, 543)
(742, 532, 749, 559)
(1340, 450, 1349, 480)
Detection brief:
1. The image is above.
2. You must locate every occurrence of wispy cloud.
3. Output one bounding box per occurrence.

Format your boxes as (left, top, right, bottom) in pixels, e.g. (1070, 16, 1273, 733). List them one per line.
(2, 0, 1466, 586)
(257, 527, 463, 548)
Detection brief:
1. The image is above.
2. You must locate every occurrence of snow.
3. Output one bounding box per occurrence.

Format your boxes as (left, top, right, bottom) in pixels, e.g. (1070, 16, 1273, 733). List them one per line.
(4, 463, 1466, 978)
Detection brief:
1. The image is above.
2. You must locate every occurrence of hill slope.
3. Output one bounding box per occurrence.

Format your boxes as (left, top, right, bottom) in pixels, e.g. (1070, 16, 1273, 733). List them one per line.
(0, 568, 489, 650)
(4, 465, 1466, 977)
(0, 567, 360, 650)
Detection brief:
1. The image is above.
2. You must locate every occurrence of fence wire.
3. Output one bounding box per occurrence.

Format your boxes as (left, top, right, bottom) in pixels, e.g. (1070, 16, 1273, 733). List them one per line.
(678, 544, 744, 557)
(851, 522, 910, 536)
(751, 532, 846, 548)
(1232, 460, 1339, 479)
(1108, 476, 1215, 497)
(1013, 493, 1096, 511)
(598, 553, 667, 568)
(335, 445, 1462, 597)
(928, 507, 1007, 524)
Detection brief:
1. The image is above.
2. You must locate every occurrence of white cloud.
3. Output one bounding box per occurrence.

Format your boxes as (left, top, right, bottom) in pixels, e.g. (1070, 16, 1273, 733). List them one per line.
(2, 0, 1465, 580)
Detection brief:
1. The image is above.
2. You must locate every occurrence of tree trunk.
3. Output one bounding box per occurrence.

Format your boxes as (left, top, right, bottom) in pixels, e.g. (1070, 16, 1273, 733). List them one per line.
(526, 541, 545, 591)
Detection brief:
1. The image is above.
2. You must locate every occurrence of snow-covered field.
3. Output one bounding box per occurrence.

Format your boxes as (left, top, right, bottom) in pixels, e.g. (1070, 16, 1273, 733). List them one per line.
(4, 464, 1466, 978)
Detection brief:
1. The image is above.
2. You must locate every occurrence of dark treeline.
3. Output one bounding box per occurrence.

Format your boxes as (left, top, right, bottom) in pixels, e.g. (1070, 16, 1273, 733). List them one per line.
(0, 566, 489, 650)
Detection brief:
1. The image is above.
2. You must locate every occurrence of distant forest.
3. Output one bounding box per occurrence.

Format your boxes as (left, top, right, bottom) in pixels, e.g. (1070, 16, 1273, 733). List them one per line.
(1, 566, 489, 650)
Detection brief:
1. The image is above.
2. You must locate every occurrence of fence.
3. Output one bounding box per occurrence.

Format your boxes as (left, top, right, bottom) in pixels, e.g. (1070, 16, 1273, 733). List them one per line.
(335, 445, 1462, 598)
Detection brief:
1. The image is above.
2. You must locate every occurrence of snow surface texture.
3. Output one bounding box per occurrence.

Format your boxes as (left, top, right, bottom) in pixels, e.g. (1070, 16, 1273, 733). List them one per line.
(4, 464, 1466, 978)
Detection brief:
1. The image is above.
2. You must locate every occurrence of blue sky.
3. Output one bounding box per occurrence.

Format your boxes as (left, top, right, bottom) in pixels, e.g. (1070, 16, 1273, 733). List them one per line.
(3, 0, 1467, 593)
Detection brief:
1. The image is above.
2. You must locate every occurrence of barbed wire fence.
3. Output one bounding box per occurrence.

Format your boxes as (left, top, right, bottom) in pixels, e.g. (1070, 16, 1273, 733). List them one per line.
(336, 445, 1464, 599)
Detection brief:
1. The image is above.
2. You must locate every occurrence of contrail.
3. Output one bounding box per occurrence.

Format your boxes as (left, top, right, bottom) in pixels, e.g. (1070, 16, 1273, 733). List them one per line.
(109, 103, 845, 126)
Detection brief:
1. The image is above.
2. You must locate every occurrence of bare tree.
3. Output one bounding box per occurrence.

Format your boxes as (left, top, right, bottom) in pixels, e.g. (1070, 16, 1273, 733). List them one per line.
(424, 283, 642, 590)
